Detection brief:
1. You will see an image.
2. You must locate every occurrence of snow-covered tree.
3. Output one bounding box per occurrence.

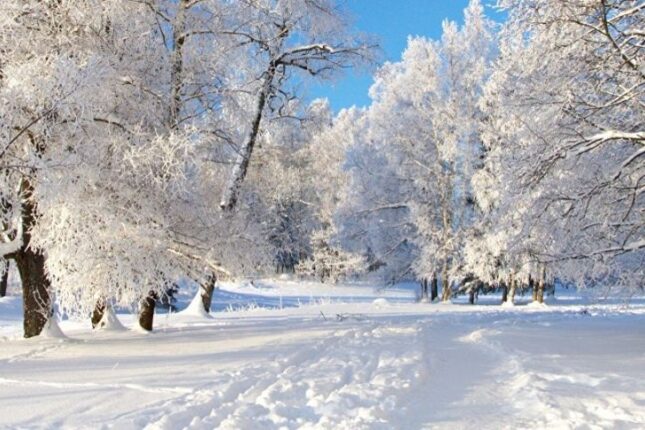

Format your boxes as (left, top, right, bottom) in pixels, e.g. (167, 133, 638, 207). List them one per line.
(289, 104, 370, 282)
(218, 0, 374, 211)
(337, 0, 496, 298)
(471, 0, 644, 296)
(0, 0, 374, 335)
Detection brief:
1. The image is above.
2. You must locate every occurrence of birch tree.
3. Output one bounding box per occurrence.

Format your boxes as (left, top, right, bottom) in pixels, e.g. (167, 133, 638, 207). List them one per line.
(218, 0, 374, 211)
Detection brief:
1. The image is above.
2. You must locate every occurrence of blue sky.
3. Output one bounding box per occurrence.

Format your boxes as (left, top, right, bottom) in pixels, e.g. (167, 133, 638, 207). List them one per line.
(309, 0, 501, 111)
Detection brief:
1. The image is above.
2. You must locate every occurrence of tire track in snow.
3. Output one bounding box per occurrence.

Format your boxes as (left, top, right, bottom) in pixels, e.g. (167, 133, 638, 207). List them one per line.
(124, 320, 425, 430)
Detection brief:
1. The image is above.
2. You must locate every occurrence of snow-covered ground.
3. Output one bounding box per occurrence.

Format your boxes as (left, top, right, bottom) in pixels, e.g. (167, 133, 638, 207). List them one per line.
(1, 279, 644, 429)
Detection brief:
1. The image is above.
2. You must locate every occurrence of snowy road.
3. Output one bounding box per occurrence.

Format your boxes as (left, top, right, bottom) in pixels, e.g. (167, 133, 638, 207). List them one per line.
(1, 285, 644, 429)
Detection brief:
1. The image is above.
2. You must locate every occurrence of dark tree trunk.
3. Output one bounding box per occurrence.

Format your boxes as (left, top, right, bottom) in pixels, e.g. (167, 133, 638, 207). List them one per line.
(7, 179, 53, 337)
(91, 299, 106, 329)
(5, 155, 53, 338)
(537, 281, 545, 303)
(200, 274, 217, 313)
(430, 273, 438, 301)
(468, 288, 476, 305)
(530, 275, 537, 301)
(500, 281, 508, 304)
(138, 291, 157, 331)
(0, 265, 8, 297)
(14, 249, 51, 338)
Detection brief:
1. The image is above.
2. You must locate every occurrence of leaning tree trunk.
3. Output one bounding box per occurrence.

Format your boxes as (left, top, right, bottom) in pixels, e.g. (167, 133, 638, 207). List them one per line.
(91, 299, 106, 329)
(0, 265, 8, 297)
(138, 291, 157, 331)
(14, 249, 51, 337)
(200, 274, 217, 313)
(430, 273, 438, 302)
(220, 69, 274, 211)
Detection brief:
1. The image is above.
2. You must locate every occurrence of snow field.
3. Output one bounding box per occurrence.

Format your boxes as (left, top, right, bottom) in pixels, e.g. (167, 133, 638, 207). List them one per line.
(0, 282, 644, 429)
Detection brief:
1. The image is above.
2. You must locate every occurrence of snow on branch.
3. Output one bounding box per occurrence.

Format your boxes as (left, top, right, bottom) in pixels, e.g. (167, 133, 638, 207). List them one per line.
(167, 247, 232, 278)
(0, 212, 23, 258)
(576, 131, 645, 155)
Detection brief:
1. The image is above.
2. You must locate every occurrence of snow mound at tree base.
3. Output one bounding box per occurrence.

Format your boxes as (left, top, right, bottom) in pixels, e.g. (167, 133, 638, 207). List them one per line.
(95, 307, 126, 331)
(527, 301, 548, 309)
(177, 290, 213, 319)
(39, 318, 67, 339)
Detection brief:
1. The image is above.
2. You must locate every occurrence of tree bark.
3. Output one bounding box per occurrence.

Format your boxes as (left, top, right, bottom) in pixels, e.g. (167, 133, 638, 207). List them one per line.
(91, 299, 106, 329)
(468, 288, 476, 305)
(420, 278, 429, 302)
(0, 265, 8, 297)
(10, 179, 52, 338)
(500, 281, 508, 304)
(440, 263, 451, 302)
(530, 275, 537, 301)
(14, 249, 51, 337)
(537, 267, 546, 304)
(168, 0, 188, 129)
(138, 291, 157, 331)
(508, 273, 516, 305)
(200, 274, 217, 313)
(430, 273, 438, 301)
(220, 68, 275, 211)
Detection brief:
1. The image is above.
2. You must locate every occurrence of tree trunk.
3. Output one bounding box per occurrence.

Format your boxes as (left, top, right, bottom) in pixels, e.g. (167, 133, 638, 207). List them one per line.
(4, 152, 52, 338)
(14, 249, 51, 337)
(430, 273, 438, 301)
(420, 278, 429, 302)
(220, 69, 274, 211)
(508, 273, 516, 305)
(200, 274, 217, 313)
(500, 281, 508, 304)
(537, 267, 546, 304)
(440, 263, 451, 302)
(0, 265, 8, 297)
(468, 288, 476, 305)
(530, 275, 537, 301)
(138, 291, 157, 331)
(168, 0, 188, 129)
(91, 299, 106, 329)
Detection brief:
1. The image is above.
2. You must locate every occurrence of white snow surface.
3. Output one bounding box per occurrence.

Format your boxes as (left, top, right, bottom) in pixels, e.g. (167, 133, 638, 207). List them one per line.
(0, 280, 644, 429)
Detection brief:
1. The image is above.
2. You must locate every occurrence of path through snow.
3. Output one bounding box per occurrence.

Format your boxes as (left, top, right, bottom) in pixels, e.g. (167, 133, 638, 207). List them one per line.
(0, 285, 644, 429)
